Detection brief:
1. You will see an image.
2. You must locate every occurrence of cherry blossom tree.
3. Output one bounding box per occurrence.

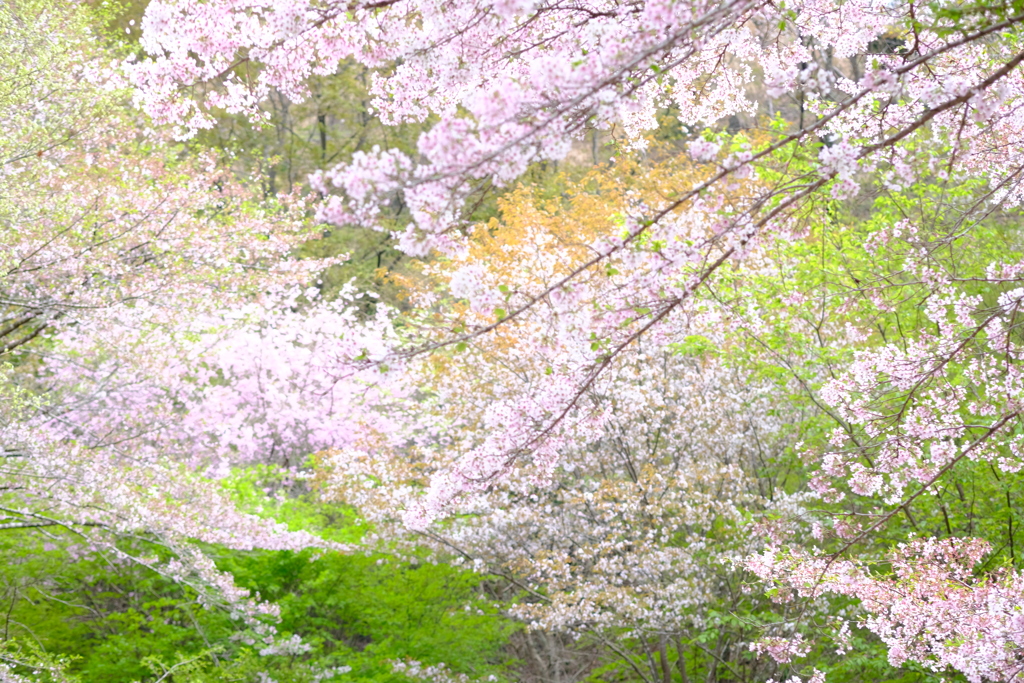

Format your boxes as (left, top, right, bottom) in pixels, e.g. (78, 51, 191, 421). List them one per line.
(129, 0, 1024, 515)
(735, 191, 1024, 682)
(78, 0, 1024, 678)
(0, 0, 371, 654)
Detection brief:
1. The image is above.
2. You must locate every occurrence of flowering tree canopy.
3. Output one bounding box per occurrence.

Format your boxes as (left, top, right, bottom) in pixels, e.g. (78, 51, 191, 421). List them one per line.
(128, 0, 1024, 512)
(120, 0, 1024, 680)
(7, 0, 1024, 680)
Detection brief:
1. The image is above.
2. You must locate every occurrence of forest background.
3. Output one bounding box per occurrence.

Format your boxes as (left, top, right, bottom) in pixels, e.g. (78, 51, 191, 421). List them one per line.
(3, 0, 1024, 682)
